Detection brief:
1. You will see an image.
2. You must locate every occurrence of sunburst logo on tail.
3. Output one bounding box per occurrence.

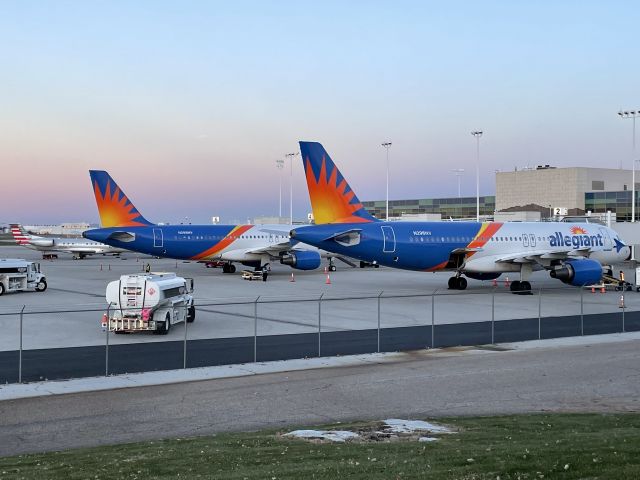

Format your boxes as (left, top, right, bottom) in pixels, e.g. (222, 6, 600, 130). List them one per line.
(305, 156, 372, 224)
(90, 171, 150, 228)
(300, 141, 376, 224)
(570, 226, 587, 235)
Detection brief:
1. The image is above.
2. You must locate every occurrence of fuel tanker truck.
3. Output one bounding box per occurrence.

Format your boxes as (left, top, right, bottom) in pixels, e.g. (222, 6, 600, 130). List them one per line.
(104, 272, 194, 334)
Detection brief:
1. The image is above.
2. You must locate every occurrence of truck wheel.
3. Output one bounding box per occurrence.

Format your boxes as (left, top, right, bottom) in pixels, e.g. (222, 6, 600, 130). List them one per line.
(0, 283, 4, 296)
(35, 280, 47, 292)
(159, 312, 171, 335)
(187, 306, 195, 323)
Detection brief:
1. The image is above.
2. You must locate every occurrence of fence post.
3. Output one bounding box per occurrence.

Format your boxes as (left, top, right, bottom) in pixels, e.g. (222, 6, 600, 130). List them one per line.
(19, 306, 25, 383)
(491, 288, 495, 344)
(105, 304, 110, 377)
(580, 287, 584, 336)
(183, 304, 188, 369)
(622, 292, 626, 333)
(377, 291, 383, 353)
(431, 292, 436, 349)
(317, 294, 324, 357)
(254, 296, 260, 363)
(538, 289, 542, 340)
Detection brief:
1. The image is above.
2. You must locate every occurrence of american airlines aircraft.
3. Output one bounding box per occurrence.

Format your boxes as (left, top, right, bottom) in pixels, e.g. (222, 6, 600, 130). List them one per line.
(10, 224, 126, 259)
(82, 171, 342, 272)
(290, 142, 630, 292)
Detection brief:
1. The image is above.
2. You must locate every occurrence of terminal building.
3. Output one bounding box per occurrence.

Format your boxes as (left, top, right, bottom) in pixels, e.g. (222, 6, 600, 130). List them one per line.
(363, 166, 639, 223)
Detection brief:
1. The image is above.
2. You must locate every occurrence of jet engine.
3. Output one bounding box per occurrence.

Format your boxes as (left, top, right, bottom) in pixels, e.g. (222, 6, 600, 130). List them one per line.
(30, 238, 54, 247)
(550, 259, 603, 286)
(280, 251, 322, 270)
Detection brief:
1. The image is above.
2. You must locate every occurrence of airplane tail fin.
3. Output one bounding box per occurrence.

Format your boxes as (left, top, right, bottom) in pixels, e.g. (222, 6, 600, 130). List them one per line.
(89, 171, 153, 228)
(299, 141, 377, 224)
(9, 224, 32, 245)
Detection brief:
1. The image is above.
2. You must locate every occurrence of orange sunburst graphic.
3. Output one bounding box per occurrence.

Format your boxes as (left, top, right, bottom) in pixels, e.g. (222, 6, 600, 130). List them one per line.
(305, 156, 371, 224)
(93, 180, 147, 228)
(570, 226, 587, 235)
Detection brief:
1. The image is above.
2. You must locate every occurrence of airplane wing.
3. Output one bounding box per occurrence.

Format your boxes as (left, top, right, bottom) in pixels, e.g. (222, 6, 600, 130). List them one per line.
(245, 240, 293, 255)
(494, 247, 592, 264)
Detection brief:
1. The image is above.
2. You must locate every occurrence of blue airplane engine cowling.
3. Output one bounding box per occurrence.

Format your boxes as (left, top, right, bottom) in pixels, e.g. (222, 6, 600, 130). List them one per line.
(550, 259, 602, 286)
(280, 251, 322, 270)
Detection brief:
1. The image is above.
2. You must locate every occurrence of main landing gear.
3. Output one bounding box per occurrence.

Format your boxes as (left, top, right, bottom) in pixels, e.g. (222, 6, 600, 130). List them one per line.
(448, 276, 467, 290)
(509, 280, 532, 294)
(222, 263, 236, 274)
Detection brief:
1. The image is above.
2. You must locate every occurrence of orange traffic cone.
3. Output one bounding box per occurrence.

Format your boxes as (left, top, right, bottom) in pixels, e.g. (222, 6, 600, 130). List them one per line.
(325, 273, 331, 285)
(600, 286, 606, 294)
(324, 266, 328, 274)
(505, 276, 510, 288)
(492, 278, 498, 287)
(290, 272, 295, 282)
(591, 286, 595, 294)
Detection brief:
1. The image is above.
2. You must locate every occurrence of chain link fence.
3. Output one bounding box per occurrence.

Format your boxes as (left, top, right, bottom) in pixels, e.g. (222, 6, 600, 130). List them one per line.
(1, 287, 639, 384)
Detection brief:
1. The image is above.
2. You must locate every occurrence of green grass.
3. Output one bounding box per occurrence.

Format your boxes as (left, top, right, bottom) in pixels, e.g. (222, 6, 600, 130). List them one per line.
(1, 414, 639, 479)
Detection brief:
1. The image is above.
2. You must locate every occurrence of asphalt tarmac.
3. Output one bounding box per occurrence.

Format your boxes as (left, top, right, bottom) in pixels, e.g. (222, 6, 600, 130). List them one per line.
(0, 334, 638, 457)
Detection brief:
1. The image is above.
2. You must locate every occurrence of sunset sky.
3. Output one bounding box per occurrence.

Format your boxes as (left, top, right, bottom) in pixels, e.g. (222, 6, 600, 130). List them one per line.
(1, 1, 639, 224)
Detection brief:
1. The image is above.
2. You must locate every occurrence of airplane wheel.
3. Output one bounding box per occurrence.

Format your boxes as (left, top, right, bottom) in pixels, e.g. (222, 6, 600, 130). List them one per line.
(360, 261, 366, 268)
(329, 265, 336, 272)
(510, 280, 522, 293)
(229, 264, 236, 273)
(448, 277, 457, 289)
(222, 263, 230, 273)
(457, 277, 467, 290)
(520, 281, 531, 292)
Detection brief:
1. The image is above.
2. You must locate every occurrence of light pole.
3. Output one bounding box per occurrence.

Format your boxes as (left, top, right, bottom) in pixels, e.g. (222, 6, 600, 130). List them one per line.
(451, 169, 464, 198)
(381, 142, 392, 220)
(618, 110, 640, 221)
(276, 159, 284, 218)
(471, 131, 483, 222)
(285, 152, 299, 225)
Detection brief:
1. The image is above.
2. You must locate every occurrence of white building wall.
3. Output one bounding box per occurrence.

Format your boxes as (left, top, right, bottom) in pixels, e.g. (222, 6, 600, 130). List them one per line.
(496, 167, 636, 212)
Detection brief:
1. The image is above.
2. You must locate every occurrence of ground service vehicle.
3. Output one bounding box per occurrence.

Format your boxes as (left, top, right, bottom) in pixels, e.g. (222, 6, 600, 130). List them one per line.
(0, 259, 47, 296)
(104, 272, 194, 334)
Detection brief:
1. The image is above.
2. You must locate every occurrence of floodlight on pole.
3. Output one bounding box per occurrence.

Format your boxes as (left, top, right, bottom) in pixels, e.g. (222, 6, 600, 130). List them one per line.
(471, 131, 483, 222)
(451, 169, 465, 198)
(276, 159, 284, 218)
(285, 152, 299, 225)
(381, 142, 392, 220)
(618, 110, 640, 226)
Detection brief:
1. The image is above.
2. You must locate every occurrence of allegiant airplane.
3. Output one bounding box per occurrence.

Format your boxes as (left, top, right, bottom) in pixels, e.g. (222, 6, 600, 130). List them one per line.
(290, 142, 630, 292)
(82, 170, 339, 273)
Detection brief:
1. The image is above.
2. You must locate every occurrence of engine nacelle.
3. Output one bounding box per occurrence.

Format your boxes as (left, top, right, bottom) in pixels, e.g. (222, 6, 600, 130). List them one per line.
(550, 259, 603, 286)
(30, 238, 54, 247)
(280, 251, 321, 270)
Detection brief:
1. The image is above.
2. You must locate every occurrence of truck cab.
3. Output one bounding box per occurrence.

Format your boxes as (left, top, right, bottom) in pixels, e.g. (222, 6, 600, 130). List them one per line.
(0, 259, 47, 295)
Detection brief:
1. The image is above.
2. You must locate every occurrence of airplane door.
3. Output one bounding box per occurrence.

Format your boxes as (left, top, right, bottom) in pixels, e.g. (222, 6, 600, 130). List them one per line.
(599, 228, 612, 250)
(529, 234, 536, 247)
(381, 226, 396, 253)
(153, 228, 163, 248)
(522, 234, 529, 247)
